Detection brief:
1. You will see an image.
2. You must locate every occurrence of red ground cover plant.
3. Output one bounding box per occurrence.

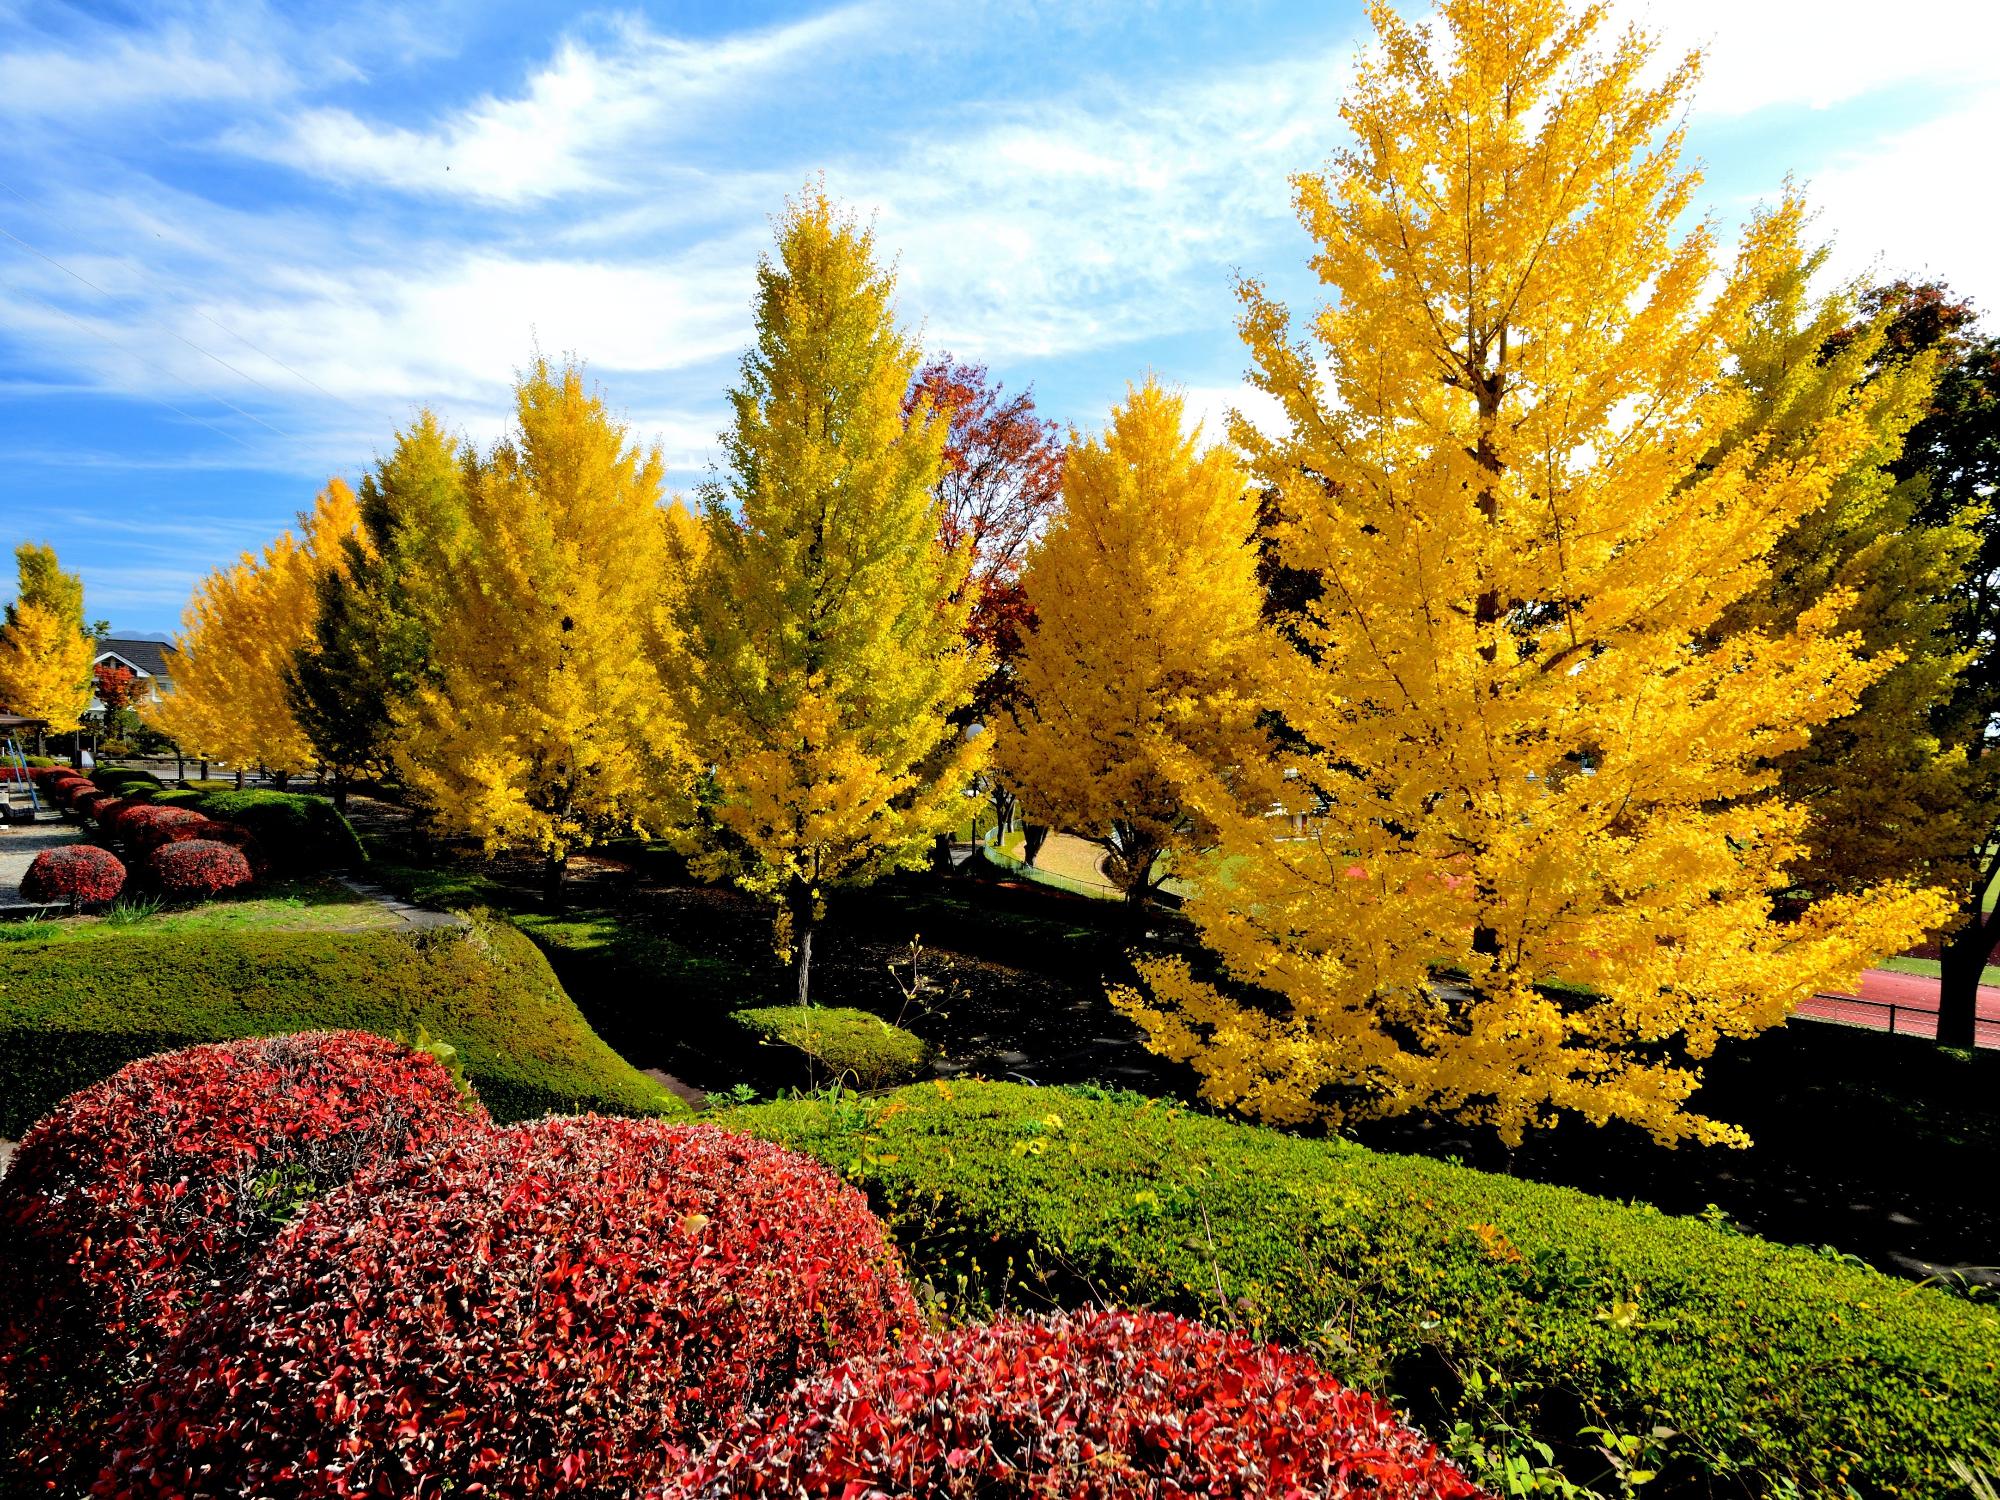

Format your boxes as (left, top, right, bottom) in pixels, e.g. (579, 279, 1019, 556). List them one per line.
(99, 1118, 919, 1499)
(113, 802, 211, 854)
(18, 843, 126, 905)
(0, 1032, 485, 1490)
(145, 837, 253, 898)
(672, 1308, 1491, 1500)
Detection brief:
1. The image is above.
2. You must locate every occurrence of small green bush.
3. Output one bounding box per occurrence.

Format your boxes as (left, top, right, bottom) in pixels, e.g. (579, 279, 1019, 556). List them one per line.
(734, 1006, 929, 1088)
(0, 915, 685, 1132)
(90, 767, 162, 791)
(727, 1082, 2000, 1500)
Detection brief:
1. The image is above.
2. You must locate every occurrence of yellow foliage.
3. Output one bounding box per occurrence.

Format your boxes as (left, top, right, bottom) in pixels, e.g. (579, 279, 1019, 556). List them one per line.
(1114, 0, 1952, 1147)
(147, 481, 362, 771)
(0, 601, 93, 731)
(997, 378, 1267, 899)
(1713, 216, 1984, 903)
(392, 357, 692, 884)
(674, 189, 985, 979)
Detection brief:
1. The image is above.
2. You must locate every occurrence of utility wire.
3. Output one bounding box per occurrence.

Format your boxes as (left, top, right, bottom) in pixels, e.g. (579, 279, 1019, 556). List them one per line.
(0, 177, 359, 412)
(0, 224, 294, 439)
(2, 278, 266, 454)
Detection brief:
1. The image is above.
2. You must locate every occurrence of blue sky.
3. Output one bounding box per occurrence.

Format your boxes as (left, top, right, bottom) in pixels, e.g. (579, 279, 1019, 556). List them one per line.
(1, 0, 1994, 632)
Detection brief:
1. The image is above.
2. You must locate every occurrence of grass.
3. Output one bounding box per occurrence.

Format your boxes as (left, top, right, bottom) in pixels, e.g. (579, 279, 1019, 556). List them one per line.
(4, 877, 398, 945)
(0, 913, 685, 1131)
(1879, 954, 2000, 986)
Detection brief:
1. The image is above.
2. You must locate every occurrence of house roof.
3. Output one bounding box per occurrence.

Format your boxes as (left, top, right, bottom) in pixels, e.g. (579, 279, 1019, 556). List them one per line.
(95, 637, 180, 679)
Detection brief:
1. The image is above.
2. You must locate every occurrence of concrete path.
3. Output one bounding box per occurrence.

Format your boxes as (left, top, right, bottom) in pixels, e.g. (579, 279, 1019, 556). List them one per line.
(335, 875, 469, 931)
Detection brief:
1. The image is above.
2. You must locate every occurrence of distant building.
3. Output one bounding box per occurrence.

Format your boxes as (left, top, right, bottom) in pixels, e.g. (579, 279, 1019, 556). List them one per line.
(90, 636, 180, 712)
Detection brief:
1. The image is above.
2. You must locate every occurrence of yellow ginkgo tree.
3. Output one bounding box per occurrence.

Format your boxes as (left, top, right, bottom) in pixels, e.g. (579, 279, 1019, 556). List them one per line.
(674, 189, 986, 1001)
(0, 543, 93, 747)
(1114, 0, 1951, 1147)
(148, 482, 363, 780)
(997, 379, 1267, 901)
(393, 358, 691, 902)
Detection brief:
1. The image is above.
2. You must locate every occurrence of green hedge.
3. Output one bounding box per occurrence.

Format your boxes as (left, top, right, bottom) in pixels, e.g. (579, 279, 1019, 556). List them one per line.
(728, 1082, 2000, 1500)
(140, 788, 365, 872)
(89, 767, 163, 793)
(0, 915, 684, 1132)
(734, 1005, 929, 1088)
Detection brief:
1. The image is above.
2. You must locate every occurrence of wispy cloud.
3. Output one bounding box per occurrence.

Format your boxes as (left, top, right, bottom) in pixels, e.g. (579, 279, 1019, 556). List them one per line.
(232, 5, 885, 204)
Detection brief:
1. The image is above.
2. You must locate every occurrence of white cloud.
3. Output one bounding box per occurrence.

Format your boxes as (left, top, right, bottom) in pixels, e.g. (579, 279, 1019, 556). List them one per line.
(1618, 0, 2000, 117)
(0, 21, 295, 119)
(236, 6, 882, 203)
(1806, 89, 2000, 314)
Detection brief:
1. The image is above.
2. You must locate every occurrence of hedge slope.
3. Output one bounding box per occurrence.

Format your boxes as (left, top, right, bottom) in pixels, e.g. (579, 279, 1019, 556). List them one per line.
(728, 1082, 2000, 1500)
(0, 916, 683, 1131)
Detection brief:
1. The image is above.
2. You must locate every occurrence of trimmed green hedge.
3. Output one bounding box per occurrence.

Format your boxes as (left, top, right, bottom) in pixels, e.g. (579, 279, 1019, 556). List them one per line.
(728, 1082, 2000, 1500)
(140, 787, 365, 872)
(0, 915, 684, 1132)
(735, 1005, 929, 1088)
(89, 767, 163, 793)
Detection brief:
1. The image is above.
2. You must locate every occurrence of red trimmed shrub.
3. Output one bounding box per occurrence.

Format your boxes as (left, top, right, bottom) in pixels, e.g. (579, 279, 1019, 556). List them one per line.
(113, 802, 211, 854)
(54, 778, 97, 807)
(18, 844, 125, 906)
(0, 1032, 486, 1489)
(101, 1118, 919, 1498)
(145, 837, 253, 898)
(158, 816, 265, 873)
(89, 794, 129, 828)
(672, 1308, 1490, 1500)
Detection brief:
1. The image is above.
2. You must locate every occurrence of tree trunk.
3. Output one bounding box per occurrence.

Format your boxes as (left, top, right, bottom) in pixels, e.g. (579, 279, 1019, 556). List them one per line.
(1022, 823, 1050, 867)
(174, 748, 184, 782)
(332, 772, 349, 812)
(235, 768, 244, 790)
(543, 849, 567, 909)
(787, 879, 816, 1006)
(1938, 908, 1993, 1050)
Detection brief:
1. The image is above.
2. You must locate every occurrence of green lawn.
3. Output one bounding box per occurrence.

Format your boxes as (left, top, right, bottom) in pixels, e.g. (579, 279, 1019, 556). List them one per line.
(1879, 953, 2000, 986)
(0, 877, 397, 946)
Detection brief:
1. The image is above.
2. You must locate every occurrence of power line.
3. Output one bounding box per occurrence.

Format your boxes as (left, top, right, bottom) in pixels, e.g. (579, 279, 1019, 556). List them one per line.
(0, 222, 296, 440)
(2, 277, 268, 454)
(0, 177, 359, 412)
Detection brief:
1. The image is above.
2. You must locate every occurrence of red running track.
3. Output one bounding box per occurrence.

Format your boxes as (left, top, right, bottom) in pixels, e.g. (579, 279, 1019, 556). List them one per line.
(1795, 968, 2000, 1048)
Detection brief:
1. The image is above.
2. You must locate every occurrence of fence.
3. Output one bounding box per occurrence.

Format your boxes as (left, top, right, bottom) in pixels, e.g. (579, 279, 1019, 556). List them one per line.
(1795, 991, 2000, 1049)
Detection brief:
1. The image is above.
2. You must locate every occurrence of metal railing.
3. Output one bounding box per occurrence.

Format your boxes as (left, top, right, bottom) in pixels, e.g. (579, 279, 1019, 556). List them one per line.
(1795, 991, 2000, 1049)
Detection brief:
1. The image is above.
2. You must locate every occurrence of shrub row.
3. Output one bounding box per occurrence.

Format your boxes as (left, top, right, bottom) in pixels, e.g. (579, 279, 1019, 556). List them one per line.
(6, 1039, 1479, 1499)
(0, 916, 685, 1131)
(727, 1082, 2000, 1499)
(142, 785, 364, 872)
(0, 1033, 483, 1490)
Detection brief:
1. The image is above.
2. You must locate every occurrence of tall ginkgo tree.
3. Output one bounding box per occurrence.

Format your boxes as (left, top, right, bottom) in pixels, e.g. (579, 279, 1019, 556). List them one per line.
(149, 483, 363, 780)
(1115, 0, 1950, 1148)
(393, 358, 691, 902)
(998, 379, 1267, 901)
(675, 189, 986, 1001)
(0, 544, 93, 748)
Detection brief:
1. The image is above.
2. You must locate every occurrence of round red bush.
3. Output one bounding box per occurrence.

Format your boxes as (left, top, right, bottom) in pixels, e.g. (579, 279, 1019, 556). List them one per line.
(146, 837, 253, 898)
(101, 1118, 919, 1498)
(63, 783, 109, 812)
(18, 844, 126, 905)
(113, 802, 211, 854)
(0, 1032, 486, 1489)
(157, 816, 265, 873)
(673, 1308, 1490, 1500)
(89, 793, 129, 828)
